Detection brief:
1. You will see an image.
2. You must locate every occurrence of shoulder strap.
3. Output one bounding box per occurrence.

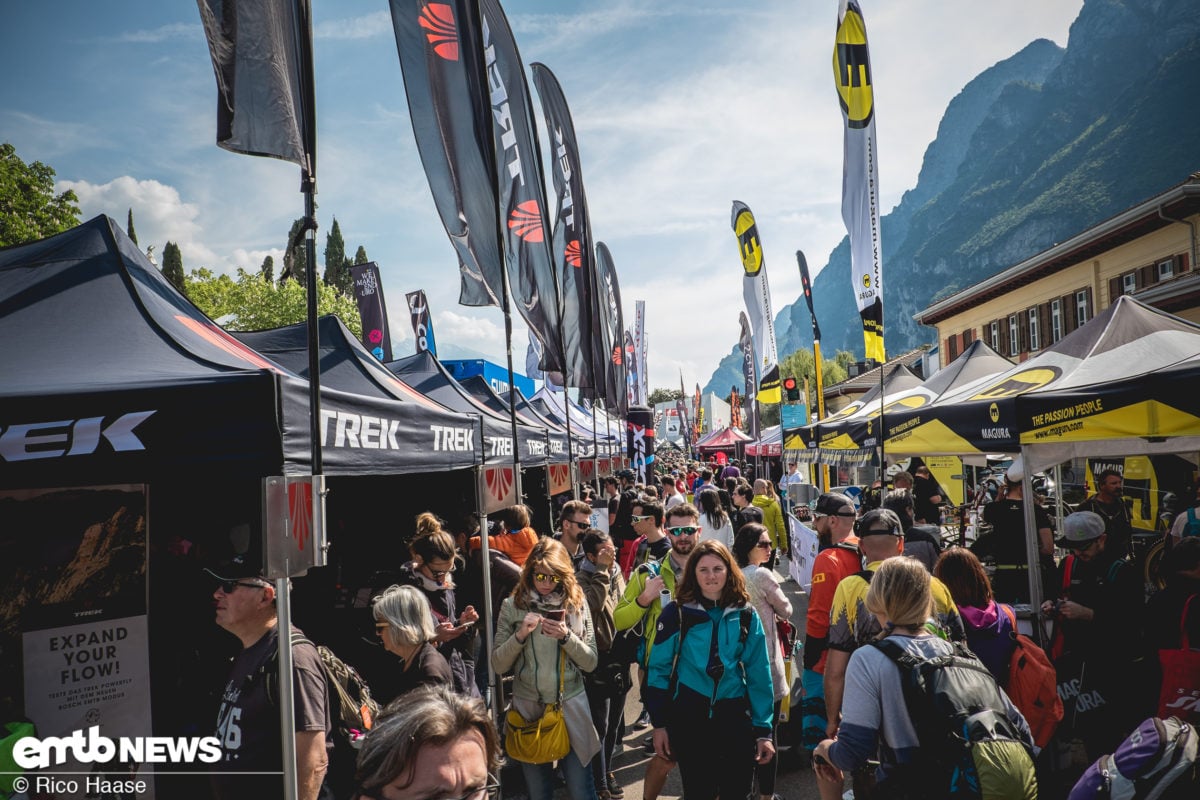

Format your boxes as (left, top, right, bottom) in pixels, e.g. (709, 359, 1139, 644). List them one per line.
(1105, 558, 1125, 584)
(834, 540, 861, 554)
(856, 568, 875, 583)
(1000, 603, 1017, 631)
(1061, 554, 1075, 594)
(739, 606, 752, 644)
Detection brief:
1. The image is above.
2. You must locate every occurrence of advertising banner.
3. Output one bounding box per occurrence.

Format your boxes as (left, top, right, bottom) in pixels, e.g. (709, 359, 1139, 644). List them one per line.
(348, 263, 392, 361)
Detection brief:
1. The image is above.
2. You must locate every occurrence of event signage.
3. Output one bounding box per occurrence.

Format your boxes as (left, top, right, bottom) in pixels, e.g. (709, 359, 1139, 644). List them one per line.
(402, 288, 434, 359)
(731, 201, 781, 405)
(350, 263, 393, 361)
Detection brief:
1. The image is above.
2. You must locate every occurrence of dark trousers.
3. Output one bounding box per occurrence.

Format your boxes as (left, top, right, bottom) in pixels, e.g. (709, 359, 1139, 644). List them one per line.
(668, 693, 755, 800)
(753, 699, 783, 796)
(586, 678, 630, 791)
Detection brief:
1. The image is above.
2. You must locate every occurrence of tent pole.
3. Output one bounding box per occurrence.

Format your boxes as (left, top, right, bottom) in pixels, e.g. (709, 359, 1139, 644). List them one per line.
(1020, 446, 1045, 644)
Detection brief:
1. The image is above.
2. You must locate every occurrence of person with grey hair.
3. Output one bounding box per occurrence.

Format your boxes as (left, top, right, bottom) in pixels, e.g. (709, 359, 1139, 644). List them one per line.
(373, 584, 453, 698)
(352, 685, 501, 800)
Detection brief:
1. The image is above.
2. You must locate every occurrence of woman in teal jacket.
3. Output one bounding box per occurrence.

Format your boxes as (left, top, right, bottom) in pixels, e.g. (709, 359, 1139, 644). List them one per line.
(644, 540, 775, 800)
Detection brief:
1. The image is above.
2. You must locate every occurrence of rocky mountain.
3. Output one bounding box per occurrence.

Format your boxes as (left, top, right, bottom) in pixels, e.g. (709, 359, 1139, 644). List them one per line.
(705, 0, 1200, 396)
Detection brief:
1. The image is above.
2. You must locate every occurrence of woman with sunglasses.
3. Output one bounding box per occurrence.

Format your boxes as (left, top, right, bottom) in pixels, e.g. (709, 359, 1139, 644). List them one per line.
(373, 585, 452, 698)
(493, 538, 600, 800)
(352, 685, 500, 800)
(398, 514, 480, 697)
(645, 539, 775, 800)
(732, 524, 794, 800)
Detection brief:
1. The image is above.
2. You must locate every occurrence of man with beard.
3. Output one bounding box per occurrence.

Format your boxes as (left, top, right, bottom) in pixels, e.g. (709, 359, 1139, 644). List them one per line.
(800, 493, 861, 763)
(613, 503, 701, 800)
(1078, 468, 1135, 558)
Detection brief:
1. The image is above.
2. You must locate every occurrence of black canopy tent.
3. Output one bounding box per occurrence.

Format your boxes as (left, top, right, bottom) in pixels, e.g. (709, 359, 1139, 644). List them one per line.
(458, 374, 571, 461)
(0, 217, 498, 768)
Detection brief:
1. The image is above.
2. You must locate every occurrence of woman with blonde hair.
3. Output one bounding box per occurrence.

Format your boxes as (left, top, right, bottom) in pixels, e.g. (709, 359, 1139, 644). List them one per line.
(644, 540, 775, 800)
(814, 557, 1036, 799)
(373, 585, 452, 698)
(492, 538, 599, 800)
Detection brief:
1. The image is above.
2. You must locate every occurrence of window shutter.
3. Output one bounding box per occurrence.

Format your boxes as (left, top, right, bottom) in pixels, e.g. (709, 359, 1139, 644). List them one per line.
(963, 327, 974, 346)
(1108, 276, 1121, 302)
(1180, 252, 1191, 272)
(1038, 304, 1051, 350)
(1139, 264, 1155, 287)
(1064, 294, 1077, 333)
(999, 316, 1010, 355)
(1083, 287, 1093, 321)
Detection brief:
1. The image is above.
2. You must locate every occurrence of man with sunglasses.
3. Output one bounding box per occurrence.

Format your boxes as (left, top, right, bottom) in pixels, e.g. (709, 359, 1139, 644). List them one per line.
(555, 499, 594, 571)
(622, 500, 671, 575)
(613, 503, 702, 800)
(799, 493, 861, 765)
(208, 555, 333, 800)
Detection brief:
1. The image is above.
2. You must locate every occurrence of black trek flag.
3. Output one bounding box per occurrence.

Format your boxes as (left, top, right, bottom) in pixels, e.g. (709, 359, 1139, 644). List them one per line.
(595, 242, 627, 417)
(196, 0, 315, 169)
(388, 0, 565, 374)
(530, 62, 595, 390)
(796, 250, 822, 343)
(389, 0, 502, 307)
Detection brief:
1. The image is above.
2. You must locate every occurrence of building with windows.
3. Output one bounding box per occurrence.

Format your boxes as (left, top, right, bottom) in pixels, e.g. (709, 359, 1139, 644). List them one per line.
(915, 174, 1200, 363)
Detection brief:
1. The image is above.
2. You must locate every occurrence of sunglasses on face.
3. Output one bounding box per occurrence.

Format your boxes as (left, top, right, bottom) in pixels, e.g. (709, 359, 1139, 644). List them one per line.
(566, 519, 590, 529)
(756, 540, 773, 549)
(422, 563, 454, 579)
(631, 514, 652, 523)
(533, 572, 563, 584)
(666, 526, 699, 537)
(217, 580, 265, 594)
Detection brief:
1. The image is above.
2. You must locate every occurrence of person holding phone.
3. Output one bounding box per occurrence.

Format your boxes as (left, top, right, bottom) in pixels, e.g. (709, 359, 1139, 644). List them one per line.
(493, 538, 599, 800)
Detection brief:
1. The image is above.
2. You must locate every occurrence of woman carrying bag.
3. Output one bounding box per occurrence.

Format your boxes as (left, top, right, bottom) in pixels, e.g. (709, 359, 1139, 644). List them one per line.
(644, 540, 775, 800)
(732, 524, 794, 800)
(493, 538, 600, 800)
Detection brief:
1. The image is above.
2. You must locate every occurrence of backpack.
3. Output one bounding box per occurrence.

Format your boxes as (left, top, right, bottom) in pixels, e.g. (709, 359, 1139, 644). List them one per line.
(1185, 508, 1200, 539)
(874, 638, 1037, 800)
(1051, 555, 1127, 660)
(1067, 716, 1199, 800)
(266, 632, 381, 797)
(999, 605, 1064, 748)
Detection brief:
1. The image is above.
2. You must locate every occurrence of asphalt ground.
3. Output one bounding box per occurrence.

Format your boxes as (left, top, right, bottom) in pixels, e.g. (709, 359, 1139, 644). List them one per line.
(500, 558, 836, 800)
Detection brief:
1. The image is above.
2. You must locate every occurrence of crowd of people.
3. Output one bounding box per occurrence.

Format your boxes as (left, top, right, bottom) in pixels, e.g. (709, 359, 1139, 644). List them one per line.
(200, 455, 1200, 800)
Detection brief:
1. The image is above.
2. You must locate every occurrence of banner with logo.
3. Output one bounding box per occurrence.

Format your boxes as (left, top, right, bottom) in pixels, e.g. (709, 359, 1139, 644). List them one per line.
(834, 0, 885, 363)
(731, 201, 781, 404)
(389, 0, 501, 306)
(478, 465, 519, 515)
(594, 242, 627, 417)
(403, 288, 436, 357)
(633, 301, 648, 405)
(2, 485, 155, 795)
(347, 264, 393, 361)
(627, 406, 654, 484)
(739, 311, 760, 440)
(624, 330, 639, 409)
(530, 62, 595, 390)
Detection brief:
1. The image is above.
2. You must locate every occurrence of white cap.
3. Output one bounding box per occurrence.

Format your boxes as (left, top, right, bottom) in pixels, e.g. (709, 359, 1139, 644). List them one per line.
(1005, 456, 1024, 485)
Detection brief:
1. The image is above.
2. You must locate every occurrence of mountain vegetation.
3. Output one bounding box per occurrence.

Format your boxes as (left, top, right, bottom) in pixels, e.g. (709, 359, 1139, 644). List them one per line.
(706, 0, 1200, 395)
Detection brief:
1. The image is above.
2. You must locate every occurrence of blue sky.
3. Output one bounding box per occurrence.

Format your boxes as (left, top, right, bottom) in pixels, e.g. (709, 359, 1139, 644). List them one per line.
(1, 0, 1081, 391)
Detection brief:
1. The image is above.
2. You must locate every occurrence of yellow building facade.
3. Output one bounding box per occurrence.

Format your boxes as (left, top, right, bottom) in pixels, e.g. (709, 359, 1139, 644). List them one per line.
(916, 175, 1200, 363)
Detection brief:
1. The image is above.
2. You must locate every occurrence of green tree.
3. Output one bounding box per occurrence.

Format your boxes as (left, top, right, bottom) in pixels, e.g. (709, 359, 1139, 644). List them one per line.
(353, 245, 368, 265)
(260, 254, 274, 283)
(126, 208, 138, 245)
(186, 267, 362, 336)
(162, 241, 185, 293)
(0, 143, 81, 246)
(648, 387, 684, 405)
(281, 217, 307, 285)
(323, 218, 353, 294)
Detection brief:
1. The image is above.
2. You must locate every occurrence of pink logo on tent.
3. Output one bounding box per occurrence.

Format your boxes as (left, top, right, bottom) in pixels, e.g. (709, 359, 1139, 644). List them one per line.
(421, 3, 459, 61)
(175, 315, 282, 372)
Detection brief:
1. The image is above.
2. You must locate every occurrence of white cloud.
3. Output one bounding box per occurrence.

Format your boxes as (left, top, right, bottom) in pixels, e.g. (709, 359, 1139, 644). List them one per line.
(115, 22, 202, 44)
(57, 176, 221, 268)
(315, 11, 392, 40)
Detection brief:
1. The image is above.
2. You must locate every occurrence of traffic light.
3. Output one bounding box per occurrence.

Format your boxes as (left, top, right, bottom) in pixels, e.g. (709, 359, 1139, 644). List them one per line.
(783, 376, 800, 402)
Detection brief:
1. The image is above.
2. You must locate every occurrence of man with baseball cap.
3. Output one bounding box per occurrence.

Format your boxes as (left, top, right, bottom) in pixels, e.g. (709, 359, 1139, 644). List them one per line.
(817, 509, 964, 800)
(974, 457, 1054, 604)
(208, 553, 333, 800)
(799, 493, 861, 765)
(1042, 511, 1149, 764)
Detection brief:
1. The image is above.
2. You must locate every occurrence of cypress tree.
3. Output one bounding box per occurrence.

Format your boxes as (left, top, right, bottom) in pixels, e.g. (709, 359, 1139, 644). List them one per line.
(162, 241, 185, 292)
(354, 245, 368, 265)
(323, 218, 350, 294)
(260, 254, 274, 283)
(281, 217, 307, 285)
(126, 208, 138, 245)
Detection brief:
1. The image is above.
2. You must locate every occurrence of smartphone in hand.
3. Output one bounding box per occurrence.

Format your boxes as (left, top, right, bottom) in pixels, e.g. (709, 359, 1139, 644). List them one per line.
(544, 609, 566, 621)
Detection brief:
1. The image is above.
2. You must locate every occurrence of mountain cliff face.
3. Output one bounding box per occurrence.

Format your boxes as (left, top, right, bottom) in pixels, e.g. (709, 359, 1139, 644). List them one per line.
(705, 0, 1200, 396)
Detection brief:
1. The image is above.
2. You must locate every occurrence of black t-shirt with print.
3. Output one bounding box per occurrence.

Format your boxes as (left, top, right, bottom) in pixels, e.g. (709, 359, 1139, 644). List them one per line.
(211, 627, 331, 799)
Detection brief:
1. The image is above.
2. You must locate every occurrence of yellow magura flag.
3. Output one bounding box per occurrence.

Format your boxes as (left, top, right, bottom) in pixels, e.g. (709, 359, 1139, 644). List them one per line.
(731, 201, 781, 405)
(834, 0, 885, 363)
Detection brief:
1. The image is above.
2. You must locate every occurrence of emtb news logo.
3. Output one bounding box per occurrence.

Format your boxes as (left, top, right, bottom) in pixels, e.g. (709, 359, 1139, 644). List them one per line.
(13, 726, 221, 769)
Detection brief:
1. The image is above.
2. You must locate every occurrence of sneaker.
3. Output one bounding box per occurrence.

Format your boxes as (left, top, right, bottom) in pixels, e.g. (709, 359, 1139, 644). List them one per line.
(632, 709, 651, 729)
(607, 774, 624, 798)
(642, 735, 654, 753)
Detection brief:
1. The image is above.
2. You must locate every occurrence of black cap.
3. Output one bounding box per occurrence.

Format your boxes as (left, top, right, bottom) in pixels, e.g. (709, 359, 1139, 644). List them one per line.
(814, 492, 856, 517)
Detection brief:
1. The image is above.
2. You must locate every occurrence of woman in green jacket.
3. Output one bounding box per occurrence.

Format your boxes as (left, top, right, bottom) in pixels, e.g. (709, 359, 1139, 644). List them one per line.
(493, 538, 599, 800)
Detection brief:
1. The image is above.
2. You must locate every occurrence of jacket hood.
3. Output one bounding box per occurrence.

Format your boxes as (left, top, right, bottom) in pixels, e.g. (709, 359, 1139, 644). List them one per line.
(958, 599, 1001, 633)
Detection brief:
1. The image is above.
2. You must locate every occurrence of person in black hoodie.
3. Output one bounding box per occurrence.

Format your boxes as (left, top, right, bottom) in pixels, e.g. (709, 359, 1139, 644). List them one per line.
(397, 513, 480, 697)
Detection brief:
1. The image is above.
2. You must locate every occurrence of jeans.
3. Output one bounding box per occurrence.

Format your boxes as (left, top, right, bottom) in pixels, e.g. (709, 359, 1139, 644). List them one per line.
(586, 680, 629, 791)
(521, 749, 598, 800)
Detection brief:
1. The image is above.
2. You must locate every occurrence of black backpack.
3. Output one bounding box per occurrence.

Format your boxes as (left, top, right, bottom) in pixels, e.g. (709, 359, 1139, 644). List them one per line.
(873, 638, 1037, 800)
